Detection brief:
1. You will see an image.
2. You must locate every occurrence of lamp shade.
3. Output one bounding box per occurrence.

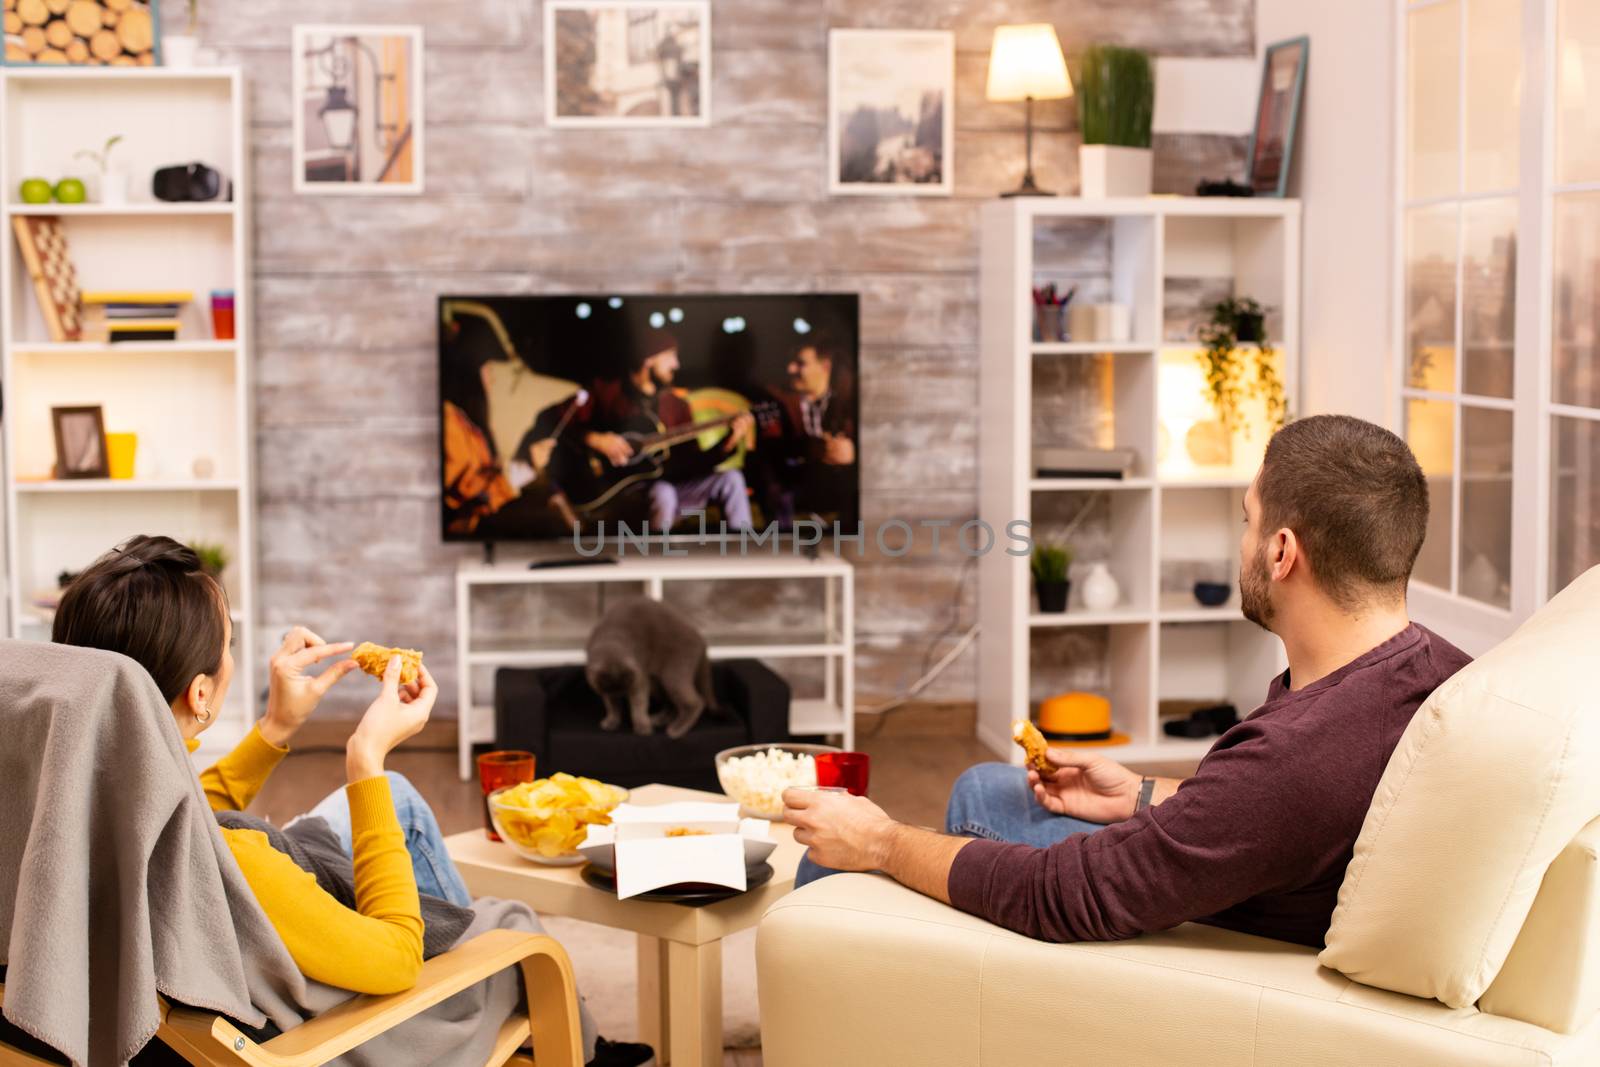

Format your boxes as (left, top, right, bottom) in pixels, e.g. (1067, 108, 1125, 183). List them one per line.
(986, 23, 1073, 102)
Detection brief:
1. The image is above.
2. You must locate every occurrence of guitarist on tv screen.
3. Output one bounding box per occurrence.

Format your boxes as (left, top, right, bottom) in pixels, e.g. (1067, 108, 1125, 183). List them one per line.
(556, 328, 756, 532)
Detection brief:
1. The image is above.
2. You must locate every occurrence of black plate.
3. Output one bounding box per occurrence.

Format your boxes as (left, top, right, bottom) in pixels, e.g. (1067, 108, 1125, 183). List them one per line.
(580, 861, 774, 906)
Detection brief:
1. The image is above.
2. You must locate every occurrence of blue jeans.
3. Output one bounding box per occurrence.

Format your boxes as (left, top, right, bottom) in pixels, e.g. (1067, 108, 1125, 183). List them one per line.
(302, 770, 475, 907)
(794, 762, 1108, 888)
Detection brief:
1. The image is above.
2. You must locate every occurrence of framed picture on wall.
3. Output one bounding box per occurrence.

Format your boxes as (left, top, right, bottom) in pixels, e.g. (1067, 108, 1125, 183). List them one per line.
(828, 29, 954, 197)
(51, 405, 107, 479)
(292, 24, 424, 195)
(545, 0, 711, 127)
(1246, 36, 1309, 198)
(1, 0, 159, 66)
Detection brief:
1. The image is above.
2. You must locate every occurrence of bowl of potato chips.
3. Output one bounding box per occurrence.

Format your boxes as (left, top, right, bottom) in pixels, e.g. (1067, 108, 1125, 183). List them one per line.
(489, 773, 629, 865)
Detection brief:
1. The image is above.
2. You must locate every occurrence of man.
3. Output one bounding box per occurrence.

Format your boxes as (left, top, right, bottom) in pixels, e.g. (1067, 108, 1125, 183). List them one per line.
(752, 334, 856, 526)
(562, 328, 753, 532)
(784, 415, 1472, 948)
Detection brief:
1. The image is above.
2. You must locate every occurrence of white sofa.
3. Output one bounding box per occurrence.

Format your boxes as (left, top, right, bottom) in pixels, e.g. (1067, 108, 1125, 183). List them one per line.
(756, 567, 1600, 1065)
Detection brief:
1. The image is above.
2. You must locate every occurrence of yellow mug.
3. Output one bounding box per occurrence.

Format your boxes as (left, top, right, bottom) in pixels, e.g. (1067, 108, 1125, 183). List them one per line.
(105, 432, 138, 480)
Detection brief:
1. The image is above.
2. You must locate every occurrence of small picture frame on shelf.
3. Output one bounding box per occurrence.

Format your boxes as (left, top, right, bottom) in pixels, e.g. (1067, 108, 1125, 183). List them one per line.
(1246, 36, 1309, 198)
(51, 405, 108, 479)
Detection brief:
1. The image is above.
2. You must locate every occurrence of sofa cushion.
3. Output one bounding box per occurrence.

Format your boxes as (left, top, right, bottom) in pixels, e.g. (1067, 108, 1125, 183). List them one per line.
(758, 873, 1599, 1066)
(1321, 566, 1600, 1009)
(1478, 815, 1600, 1033)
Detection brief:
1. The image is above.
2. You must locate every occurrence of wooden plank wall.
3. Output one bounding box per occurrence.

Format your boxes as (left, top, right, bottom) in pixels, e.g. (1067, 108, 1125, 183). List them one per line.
(180, 0, 1254, 717)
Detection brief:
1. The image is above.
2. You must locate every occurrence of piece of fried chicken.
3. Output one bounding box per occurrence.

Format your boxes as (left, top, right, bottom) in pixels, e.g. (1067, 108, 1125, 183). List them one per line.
(1012, 718, 1053, 775)
(352, 641, 423, 686)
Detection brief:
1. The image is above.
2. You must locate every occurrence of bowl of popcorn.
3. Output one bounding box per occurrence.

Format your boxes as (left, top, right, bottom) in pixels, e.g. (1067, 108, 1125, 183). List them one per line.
(489, 773, 629, 865)
(714, 743, 842, 820)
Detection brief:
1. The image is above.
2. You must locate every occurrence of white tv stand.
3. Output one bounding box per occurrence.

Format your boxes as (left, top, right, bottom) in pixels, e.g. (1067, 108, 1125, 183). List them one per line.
(454, 554, 855, 779)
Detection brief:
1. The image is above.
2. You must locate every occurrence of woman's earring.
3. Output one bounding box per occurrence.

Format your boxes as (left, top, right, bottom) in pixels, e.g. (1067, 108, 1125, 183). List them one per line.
(195, 703, 213, 724)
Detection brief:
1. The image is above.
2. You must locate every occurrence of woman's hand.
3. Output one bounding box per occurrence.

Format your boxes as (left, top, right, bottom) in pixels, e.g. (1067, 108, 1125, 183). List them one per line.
(260, 626, 357, 747)
(346, 657, 438, 783)
(1027, 749, 1142, 823)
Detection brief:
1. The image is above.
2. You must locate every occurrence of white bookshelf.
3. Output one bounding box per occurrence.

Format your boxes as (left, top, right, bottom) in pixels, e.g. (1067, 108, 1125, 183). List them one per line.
(455, 555, 855, 779)
(978, 197, 1301, 763)
(0, 68, 257, 752)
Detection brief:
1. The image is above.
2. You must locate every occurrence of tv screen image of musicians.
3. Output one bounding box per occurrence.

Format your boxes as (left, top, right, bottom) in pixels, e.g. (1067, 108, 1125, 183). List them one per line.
(438, 293, 860, 542)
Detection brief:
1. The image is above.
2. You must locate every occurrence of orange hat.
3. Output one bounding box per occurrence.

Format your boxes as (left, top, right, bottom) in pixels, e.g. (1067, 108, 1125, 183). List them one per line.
(1037, 691, 1120, 743)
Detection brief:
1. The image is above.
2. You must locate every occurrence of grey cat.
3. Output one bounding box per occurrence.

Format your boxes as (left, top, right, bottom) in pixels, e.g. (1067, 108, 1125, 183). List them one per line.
(585, 597, 717, 739)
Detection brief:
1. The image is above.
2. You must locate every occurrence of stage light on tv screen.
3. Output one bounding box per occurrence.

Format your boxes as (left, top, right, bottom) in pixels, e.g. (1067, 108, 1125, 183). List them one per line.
(438, 293, 860, 544)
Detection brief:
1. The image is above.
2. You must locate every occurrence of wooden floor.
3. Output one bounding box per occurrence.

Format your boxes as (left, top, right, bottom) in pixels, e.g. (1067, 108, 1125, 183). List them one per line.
(248, 706, 1199, 1067)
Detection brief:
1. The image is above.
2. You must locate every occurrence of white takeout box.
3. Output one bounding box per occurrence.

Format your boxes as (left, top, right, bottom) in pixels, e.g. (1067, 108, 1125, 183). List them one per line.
(579, 802, 775, 899)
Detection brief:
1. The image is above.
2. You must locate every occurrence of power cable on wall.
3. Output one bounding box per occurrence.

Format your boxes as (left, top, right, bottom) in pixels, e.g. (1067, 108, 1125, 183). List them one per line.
(855, 493, 1103, 737)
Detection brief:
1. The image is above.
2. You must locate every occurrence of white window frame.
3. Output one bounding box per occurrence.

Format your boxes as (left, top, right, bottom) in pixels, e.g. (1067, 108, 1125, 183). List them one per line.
(1392, 0, 1566, 655)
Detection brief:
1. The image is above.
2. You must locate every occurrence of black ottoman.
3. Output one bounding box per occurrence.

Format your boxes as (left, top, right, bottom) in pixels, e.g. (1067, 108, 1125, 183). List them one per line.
(493, 659, 793, 792)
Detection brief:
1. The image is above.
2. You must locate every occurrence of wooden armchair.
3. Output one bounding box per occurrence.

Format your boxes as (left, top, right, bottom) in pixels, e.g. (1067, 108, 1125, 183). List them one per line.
(0, 929, 582, 1067)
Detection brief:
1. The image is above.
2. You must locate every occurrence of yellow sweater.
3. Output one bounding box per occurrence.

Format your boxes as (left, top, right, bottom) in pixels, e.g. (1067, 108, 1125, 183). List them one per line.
(191, 728, 425, 994)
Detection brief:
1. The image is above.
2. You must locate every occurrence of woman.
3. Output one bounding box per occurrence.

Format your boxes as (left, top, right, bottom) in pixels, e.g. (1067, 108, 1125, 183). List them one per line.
(52, 536, 650, 1067)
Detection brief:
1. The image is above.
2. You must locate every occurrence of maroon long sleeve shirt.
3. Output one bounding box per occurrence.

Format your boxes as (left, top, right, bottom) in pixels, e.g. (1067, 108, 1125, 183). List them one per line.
(947, 624, 1472, 947)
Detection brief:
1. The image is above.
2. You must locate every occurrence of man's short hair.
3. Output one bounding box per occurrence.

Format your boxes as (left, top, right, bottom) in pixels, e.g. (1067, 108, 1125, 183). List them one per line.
(796, 332, 844, 370)
(630, 327, 678, 372)
(1256, 414, 1429, 609)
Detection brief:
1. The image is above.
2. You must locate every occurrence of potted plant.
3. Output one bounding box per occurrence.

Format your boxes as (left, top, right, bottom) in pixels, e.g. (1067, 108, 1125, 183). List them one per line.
(1076, 44, 1154, 198)
(189, 541, 229, 581)
(163, 0, 200, 67)
(75, 135, 124, 205)
(1197, 296, 1288, 434)
(1032, 542, 1073, 613)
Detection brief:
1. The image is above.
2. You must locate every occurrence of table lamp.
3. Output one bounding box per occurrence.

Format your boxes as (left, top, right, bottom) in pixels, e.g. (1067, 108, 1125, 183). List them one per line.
(986, 23, 1073, 197)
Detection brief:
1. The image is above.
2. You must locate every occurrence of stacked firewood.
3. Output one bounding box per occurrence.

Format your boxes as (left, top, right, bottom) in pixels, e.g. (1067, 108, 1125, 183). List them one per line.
(3, 0, 156, 65)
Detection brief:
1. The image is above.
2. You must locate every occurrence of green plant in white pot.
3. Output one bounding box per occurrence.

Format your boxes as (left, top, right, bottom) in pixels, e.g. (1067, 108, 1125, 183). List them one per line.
(1076, 44, 1155, 198)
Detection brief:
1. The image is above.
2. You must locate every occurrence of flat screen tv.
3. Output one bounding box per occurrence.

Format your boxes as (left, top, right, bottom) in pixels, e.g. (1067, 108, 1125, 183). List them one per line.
(438, 293, 860, 544)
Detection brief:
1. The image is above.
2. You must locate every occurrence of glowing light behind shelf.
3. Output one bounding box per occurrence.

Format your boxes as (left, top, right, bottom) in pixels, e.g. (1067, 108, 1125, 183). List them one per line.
(1156, 346, 1281, 484)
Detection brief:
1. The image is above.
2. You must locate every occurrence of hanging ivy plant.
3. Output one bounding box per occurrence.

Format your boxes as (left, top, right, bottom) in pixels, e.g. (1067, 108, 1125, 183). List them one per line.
(1196, 297, 1288, 433)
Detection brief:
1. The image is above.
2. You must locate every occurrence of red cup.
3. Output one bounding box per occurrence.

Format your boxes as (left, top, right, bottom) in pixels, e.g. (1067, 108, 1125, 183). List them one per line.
(477, 750, 536, 841)
(815, 751, 870, 796)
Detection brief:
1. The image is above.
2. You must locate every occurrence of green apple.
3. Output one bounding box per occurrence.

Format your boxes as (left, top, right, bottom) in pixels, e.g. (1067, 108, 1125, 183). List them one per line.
(53, 178, 87, 204)
(19, 178, 52, 204)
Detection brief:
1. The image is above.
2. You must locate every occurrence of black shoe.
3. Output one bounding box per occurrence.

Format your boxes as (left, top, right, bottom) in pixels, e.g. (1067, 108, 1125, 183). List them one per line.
(587, 1036, 655, 1067)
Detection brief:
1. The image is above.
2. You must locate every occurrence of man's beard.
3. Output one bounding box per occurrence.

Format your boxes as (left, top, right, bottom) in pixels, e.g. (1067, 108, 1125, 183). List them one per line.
(1239, 542, 1275, 632)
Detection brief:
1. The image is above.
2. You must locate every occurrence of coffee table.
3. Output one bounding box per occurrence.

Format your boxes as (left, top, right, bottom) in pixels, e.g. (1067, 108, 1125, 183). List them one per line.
(444, 784, 803, 1067)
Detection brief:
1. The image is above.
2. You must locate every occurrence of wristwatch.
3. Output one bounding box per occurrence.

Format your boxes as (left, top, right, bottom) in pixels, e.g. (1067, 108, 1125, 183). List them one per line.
(1134, 776, 1156, 814)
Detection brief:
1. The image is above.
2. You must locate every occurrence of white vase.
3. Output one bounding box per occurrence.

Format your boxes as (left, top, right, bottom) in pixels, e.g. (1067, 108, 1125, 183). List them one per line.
(162, 34, 200, 67)
(99, 169, 127, 205)
(1081, 562, 1121, 611)
(1078, 144, 1153, 199)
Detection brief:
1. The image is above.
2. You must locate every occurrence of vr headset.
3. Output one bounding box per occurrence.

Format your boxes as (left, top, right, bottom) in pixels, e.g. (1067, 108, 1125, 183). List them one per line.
(151, 163, 231, 203)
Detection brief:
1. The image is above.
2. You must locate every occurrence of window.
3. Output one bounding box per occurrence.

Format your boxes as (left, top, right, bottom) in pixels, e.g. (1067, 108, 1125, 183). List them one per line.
(1551, 0, 1600, 594)
(1398, 0, 1600, 639)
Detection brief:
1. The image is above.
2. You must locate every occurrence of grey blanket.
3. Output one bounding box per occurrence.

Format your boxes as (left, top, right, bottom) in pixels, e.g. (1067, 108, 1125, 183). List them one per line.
(0, 641, 314, 1066)
(0, 640, 593, 1066)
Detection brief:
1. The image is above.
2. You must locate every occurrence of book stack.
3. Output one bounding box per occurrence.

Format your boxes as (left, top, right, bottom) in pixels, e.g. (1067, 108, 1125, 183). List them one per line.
(80, 290, 194, 343)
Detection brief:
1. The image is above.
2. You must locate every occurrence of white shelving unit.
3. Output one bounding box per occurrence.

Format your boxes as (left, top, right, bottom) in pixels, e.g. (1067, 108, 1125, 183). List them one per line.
(455, 555, 855, 779)
(0, 67, 257, 751)
(978, 197, 1301, 763)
